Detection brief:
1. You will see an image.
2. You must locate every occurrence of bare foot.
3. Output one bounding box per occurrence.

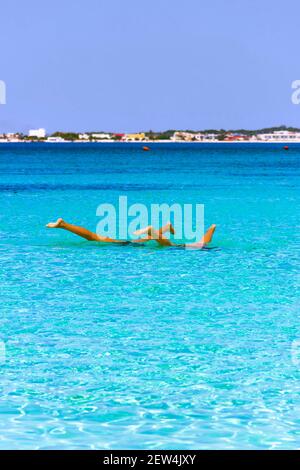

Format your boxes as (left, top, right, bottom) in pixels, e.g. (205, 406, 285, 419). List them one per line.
(46, 218, 64, 228)
(167, 222, 175, 235)
(201, 224, 217, 244)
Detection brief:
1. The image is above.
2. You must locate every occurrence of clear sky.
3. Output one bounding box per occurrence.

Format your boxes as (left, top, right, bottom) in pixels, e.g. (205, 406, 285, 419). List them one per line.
(1, 0, 300, 133)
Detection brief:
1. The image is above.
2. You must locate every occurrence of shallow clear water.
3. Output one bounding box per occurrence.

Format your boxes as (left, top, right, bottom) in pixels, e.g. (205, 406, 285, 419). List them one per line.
(0, 142, 299, 449)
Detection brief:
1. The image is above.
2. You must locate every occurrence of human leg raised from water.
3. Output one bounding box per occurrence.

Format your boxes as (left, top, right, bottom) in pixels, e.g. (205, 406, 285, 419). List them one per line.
(46, 218, 127, 243)
(134, 222, 174, 237)
(185, 224, 216, 249)
(133, 222, 175, 246)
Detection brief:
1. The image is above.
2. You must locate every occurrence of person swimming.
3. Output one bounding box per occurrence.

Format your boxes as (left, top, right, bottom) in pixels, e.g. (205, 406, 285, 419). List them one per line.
(46, 218, 216, 250)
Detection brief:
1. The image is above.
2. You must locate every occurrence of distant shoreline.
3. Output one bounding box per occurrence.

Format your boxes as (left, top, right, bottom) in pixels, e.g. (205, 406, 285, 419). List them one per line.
(1, 140, 300, 144)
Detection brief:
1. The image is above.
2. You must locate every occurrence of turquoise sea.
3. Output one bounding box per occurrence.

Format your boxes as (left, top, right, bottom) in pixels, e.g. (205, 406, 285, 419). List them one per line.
(0, 142, 299, 449)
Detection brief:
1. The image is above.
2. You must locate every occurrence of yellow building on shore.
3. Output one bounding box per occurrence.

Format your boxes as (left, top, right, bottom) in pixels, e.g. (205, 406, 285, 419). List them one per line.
(124, 133, 146, 141)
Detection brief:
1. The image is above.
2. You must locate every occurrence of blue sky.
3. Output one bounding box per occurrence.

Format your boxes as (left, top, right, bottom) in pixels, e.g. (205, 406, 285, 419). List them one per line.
(1, 0, 300, 133)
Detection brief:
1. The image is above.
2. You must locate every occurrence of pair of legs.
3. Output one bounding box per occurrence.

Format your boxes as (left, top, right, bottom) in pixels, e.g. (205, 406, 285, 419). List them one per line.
(133, 223, 216, 248)
(46, 218, 216, 249)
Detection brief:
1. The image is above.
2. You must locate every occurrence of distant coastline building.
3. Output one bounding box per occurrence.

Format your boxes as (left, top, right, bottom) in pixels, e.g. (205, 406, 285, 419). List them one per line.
(204, 133, 218, 141)
(46, 136, 65, 142)
(91, 133, 111, 140)
(171, 131, 218, 142)
(5, 133, 21, 142)
(123, 133, 146, 141)
(257, 130, 300, 141)
(171, 132, 196, 142)
(78, 133, 89, 140)
(224, 133, 249, 141)
(28, 128, 46, 139)
(113, 133, 125, 139)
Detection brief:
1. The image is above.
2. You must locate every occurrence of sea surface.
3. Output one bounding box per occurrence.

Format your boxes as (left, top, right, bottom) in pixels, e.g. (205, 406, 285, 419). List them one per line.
(0, 142, 299, 449)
